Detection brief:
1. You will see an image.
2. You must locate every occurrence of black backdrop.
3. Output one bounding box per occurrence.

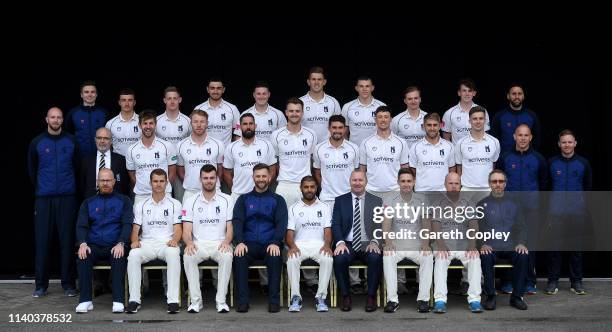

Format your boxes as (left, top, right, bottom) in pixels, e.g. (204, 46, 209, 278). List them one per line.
(8, 15, 611, 276)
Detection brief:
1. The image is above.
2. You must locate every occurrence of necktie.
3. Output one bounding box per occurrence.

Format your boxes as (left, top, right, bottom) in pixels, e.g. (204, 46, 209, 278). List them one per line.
(352, 196, 362, 252)
(99, 152, 106, 170)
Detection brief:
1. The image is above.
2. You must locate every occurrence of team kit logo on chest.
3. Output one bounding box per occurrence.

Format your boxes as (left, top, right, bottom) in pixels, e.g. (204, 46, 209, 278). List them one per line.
(178, 125, 184, 132)
(221, 113, 226, 121)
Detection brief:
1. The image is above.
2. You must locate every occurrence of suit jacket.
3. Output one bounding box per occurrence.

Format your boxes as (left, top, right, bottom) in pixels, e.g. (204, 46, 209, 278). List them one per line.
(331, 191, 383, 249)
(79, 151, 130, 199)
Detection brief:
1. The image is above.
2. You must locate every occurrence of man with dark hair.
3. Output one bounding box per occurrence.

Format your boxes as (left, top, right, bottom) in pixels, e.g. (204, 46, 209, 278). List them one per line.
(300, 66, 342, 142)
(65, 80, 108, 157)
(232, 163, 288, 313)
(105, 88, 140, 157)
(442, 79, 490, 143)
(341, 76, 386, 146)
(238, 81, 286, 141)
(391, 86, 427, 148)
(195, 78, 241, 145)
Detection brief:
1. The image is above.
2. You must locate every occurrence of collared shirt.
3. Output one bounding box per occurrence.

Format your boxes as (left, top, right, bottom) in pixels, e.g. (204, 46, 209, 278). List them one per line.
(156, 111, 192, 146)
(126, 138, 177, 195)
(300, 93, 342, 142)
(441, 102, 490, 142)
(223, 138, 277, 194)
(455, 133, 500, 187)
(270, 126, 317, 183)
(288, 199, 331, 242)
(237, 105, 287, 141)
(359, 133, 409, 192)
(409, 138, 455, 192)
(194, 99, 241, 145)
(391, 109, 427, 148)
(313, 139, 359, 201)
(182, 191, 233, 241)
(177, 135, 224, 190)
(347, 192, 368, 242)
(341, 98, 386, 146)
(133, 196, 182, 241)
(105, 112, 140, 157)
(95, 150, 112, 180)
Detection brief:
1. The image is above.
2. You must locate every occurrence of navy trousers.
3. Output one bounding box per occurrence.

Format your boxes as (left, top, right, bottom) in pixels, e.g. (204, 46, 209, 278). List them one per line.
(333, 242, 382, 297)
(233, 242, 282, 305)
(77, 244, 126, 303)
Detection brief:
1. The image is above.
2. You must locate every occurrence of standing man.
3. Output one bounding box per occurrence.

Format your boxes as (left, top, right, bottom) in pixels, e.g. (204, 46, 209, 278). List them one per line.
(455, 106, 500, 201)
(28, 107, 78, 297)
(442, 79, 490, 143)
(300, 66, 342, 142)
(286, 176, 334, 312)
(223, 113, 277, 203)
(239, 81, 286, 141)
(271, 97, 317, 207)
(177, 109, 224, 203)
(232, 163, 288, 313)
(65, 80, 108, 157)
(332, 170, 383, 312)
(126, 110, 177, 206)
(79, 127, 130, 199)
(105, 88, 140, 157)
(479, 169, 530, 311)
(359, 106, 409, 203)
(491, 84, 541, 154)
(382, 168, 433, 313)
(409, 113, 456, 192)
(341, 76, 386, 146)
(75, 169, 133, 313)
(156, 86, 191, 201)
(391, 86, 427, 148)
(545, 130, 592, 295)
(497, 124, 547, 294)
(126, 169, 182, 314)
(182, 164, 234, 313)
(195, 77, 241, 145)
(431, 172, 483, 314)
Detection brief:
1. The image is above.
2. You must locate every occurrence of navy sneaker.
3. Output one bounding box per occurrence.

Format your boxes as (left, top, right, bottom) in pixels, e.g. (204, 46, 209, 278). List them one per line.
(32, 288, 47, 298)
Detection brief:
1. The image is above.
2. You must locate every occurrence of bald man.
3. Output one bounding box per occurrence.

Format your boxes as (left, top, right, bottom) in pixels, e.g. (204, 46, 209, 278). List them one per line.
(28, 107, 78, 297)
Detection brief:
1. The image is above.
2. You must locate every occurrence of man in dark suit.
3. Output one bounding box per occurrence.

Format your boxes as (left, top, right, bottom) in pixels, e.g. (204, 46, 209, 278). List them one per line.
(332, 169, 383, 312)
(79, 127, 130, 199)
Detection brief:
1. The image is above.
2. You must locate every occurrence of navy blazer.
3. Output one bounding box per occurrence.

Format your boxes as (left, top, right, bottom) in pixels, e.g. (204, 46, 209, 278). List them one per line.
(331, 191, 383, 248)
(78, 151, 130, 199)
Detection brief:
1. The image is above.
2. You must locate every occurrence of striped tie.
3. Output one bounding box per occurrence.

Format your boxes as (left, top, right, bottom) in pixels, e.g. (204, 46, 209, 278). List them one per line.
(99, 152, 106, 170)
(352, 196, 362, 252)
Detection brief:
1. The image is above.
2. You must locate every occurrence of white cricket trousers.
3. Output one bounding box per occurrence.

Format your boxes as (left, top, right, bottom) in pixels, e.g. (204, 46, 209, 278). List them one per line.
(127, 240, 181, 303)
(383, 250, 433, 303)
(183, 240, 233, 305)
(434, 251, 481, 303)
(287, 241, 333, 299)
(275, 181, 302, 207)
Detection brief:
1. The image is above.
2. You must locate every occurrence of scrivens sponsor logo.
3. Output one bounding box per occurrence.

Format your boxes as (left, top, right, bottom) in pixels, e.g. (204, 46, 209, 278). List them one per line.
(198, 218, 221, 224)
(373, 157, 395, 163)
(306, 116, 328, 123)
(209, 124, 229, 130)
(456, 127, 471, 133)
(352, 121, 375, 127)
(282, 150, 308, 157)
(188, 158, 213, 165)
(166, 137, 183, 144)
(256, 130, 273, 136)
(239, 161, 260, 168)
(325, 163, 351, 170)
(403, 135, 424, 140)
(137, 163, 161, 170)
(422, 161, 446, 166)
(467, 157, 492, 163)
(147, 220, 168, 226)
(301, 221, 322, 228)
(115, 137, 139, 143)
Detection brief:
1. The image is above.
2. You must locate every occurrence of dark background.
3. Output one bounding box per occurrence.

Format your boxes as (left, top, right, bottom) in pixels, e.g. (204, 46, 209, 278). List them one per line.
(7, 13, 611, 277)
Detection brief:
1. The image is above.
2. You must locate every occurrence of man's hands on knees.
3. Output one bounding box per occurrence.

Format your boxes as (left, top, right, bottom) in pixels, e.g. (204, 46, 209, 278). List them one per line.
(234, 243, 248, 257)
(267, 244, 280, 256)
(111, 242, 125, 259)
(334, 242, 349, 256)
(366, 242, 381, 254)
(78, 243, 91, 260)
(218, 241, 232, 253)
(185, 243, 197, 256)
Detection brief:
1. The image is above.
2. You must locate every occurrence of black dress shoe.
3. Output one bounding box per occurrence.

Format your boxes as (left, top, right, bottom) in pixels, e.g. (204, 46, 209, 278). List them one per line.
(268, 303, 280, 313)
(365, 296, 377, 312)
(484, 295, 496, 310)
(236, 303, 249, 313)
(341, 296, 352, 311)
(510, 297, 528, 310)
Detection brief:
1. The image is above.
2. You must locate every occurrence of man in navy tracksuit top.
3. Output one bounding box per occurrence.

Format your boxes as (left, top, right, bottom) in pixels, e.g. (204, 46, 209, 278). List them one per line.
(75, 168, 133, 313)
(65, 81, 108, 158)
(491, 84, 541, 154)
(232, 163, 288, 313)
(544, 129, 592, 296)
(478, 169, 529, 311)
(497, 124, 547, 294)
(27, 107, 78, 297)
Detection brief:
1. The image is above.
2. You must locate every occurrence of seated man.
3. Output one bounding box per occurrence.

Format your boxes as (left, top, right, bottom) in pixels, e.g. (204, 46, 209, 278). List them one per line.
(183, 164, 234, 313)
(332, 170, 383, 312)
(479, 169, 529, 310)
(382, 168, 433, 313)
(286, 176, 333, 312)
(126, 169, 182, 314)
(75, 168, 133, 313)
(233, 163, 288, 313)
(431, 172, 483, 313)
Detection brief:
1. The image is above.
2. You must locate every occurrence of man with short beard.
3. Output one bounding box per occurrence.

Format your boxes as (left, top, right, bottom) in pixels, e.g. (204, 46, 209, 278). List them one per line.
(195, 78, 241, 145)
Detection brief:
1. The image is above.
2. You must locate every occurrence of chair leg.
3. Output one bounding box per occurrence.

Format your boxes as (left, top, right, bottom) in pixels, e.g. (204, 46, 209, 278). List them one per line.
(230, 273, 234, 308)
(280, 268, 284, 307)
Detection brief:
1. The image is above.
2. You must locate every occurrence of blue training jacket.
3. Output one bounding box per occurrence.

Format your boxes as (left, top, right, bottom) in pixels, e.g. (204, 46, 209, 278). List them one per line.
(28, 131, 77, 197)
(491, 107, 541, 154)
(232, 188, 288, 246)
(548, 153, 593, 216)
(76, 192, 133, 247)
(478, 193, 527, 250)
(65, 104, 108, 157)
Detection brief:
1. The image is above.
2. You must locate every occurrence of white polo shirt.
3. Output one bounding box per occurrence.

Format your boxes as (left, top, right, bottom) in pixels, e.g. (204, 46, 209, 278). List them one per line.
(237, 105, 287, 141)
(156, 112, 192, 146)
(133, 196, 182, 241)
(313, 139, 359, 202)
(176, 135, 224, 190)
(194, 99, 241, 145)
(441, 103, 490, 142)
(105, 112, 140, 157)
(409, 138, 456, 192)
(288, 199, 331, 242)
(223, 138, 277, 195)
(429, 193, 474, 250)
(182, 191, 233, 242)
(455, 133, 500, 188)
(391, 110, 427, 148)
(359, 133, 409, 192)
(270, 126, 317, 184)
(341, 98, 386, 146)
(300, 93, 342, 142)
(126, 138, 177, 195)
(385, 192, 428, 251)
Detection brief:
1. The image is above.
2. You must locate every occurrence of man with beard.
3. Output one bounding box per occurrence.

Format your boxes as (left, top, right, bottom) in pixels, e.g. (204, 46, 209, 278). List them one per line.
(299, 66, 342, 142)
(491, 84, 541, 154)
(28, 107, 78, 297)
(223, 113, 277, 203)
(126, 110, 177, 206)
(232, 163, 288, 313)
(195, 78, 241, 145)
(177, 109, 224, 203)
